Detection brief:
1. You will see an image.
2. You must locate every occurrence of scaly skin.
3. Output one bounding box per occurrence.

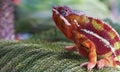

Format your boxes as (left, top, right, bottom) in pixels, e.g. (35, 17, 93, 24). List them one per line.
(52, 6, 120, 71)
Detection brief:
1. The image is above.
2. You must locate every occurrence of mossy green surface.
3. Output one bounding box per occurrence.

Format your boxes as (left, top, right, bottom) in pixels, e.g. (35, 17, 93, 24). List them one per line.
(0, 40, 120, 72)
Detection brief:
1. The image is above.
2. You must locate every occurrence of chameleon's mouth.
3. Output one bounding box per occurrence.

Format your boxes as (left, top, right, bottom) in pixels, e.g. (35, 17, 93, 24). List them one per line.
(52, 6, 59, 15)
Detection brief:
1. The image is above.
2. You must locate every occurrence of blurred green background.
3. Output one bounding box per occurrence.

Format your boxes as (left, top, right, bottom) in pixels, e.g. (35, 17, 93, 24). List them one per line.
(14, 0, 120, 41)
(0, 0, 120, 71)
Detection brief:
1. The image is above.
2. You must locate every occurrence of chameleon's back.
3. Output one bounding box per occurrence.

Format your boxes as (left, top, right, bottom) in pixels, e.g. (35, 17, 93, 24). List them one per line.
(79, 16, 120, 64)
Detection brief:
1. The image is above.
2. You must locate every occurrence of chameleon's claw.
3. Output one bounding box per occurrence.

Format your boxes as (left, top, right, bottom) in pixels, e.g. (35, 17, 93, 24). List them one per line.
(80, 58, 117, 71)
(80, 62, 96, 71)
(80, 62, 88, 67)
(65, 45, 77, 51)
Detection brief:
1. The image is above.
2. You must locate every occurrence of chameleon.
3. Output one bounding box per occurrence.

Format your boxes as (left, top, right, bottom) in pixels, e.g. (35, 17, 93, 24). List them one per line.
(52, 6, 120, 71)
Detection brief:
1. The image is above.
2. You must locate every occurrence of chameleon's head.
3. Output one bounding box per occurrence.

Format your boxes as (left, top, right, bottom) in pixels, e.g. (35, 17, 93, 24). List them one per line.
(52, 6, 86, 39)
(52, 6, 86, 27)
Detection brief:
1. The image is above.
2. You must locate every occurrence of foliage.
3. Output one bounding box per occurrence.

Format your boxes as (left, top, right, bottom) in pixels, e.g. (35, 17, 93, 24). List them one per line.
(15, 17, 54, 33)
(31, 28, 69, 42)
(100, 0, 120, 22)
(18, 0, 110, 18)
(0, 40, 120, 72)
(14, 0, 112, 35)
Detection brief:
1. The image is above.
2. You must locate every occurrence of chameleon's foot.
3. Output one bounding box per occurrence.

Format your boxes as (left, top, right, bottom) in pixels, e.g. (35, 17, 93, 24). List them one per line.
(65, 45, 77, 51)
(97, 57, 117, 69)
(80, 62, 96, 71)
(97, 59, 109, 69)
(80, 57, 117, 71)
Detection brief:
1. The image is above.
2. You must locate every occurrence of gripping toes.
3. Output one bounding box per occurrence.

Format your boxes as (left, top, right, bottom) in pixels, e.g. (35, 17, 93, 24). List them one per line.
(97, 57, 117, 69)
(65, 45, 77, 51)
(97, 59, 109, 69)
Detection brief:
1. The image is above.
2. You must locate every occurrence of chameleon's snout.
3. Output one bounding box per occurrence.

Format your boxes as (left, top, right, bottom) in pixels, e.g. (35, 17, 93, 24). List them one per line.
(52, 6, 57, 11)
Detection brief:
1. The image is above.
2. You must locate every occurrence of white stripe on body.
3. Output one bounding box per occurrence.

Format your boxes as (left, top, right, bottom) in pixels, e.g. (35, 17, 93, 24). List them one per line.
(81, 29, 116, 56)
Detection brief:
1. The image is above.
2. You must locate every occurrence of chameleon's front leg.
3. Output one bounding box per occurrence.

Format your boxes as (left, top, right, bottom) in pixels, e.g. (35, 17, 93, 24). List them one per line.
(80, 40, 97, 71)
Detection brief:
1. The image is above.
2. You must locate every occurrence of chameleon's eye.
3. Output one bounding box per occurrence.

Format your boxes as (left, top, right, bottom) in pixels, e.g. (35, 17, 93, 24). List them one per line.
(59, 9, 67, 16)
(58, 6, 72, 16)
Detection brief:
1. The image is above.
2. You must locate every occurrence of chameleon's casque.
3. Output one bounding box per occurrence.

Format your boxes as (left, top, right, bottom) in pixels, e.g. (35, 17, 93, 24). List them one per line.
(52, 6, 120, 71)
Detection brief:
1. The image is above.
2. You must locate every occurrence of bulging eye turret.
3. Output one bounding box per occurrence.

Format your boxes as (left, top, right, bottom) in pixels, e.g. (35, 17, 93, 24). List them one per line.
(59, 9, 67, 16)
(58, 6, 72, 16)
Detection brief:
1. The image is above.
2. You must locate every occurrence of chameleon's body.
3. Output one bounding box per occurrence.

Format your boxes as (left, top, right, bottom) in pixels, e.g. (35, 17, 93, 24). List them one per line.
(52, 6, 120, 71)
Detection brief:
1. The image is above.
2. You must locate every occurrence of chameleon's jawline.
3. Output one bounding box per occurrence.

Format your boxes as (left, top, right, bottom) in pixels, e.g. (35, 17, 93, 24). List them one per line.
(52, 8, 59, 15)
